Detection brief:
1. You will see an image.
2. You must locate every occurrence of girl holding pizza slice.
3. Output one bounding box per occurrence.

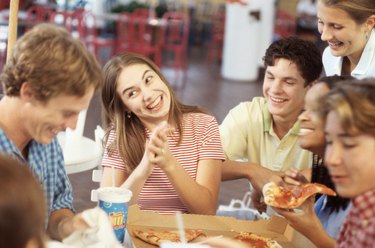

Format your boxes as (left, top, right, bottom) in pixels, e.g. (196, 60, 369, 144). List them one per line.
(100, 52, 224, 215)
(321, 79, 375, 247)
(272, 75, 352, 248)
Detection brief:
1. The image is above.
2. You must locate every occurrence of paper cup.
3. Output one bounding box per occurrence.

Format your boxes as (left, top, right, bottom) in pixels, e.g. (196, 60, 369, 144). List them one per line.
(97, 187, 132, 243)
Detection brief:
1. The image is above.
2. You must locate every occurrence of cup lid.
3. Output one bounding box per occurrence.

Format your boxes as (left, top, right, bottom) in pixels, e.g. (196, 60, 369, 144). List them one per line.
(97, 187, 132, 203)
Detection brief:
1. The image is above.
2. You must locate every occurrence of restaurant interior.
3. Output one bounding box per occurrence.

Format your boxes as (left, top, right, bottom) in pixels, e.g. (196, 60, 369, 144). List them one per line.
(0, 0, 322, 212)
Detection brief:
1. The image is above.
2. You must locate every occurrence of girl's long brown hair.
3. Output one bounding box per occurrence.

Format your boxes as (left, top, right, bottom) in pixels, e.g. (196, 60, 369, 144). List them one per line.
(101, 52, 206, 171)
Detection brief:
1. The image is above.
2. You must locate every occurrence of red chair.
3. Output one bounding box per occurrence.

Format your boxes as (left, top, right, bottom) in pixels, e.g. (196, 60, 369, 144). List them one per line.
(132, 8, 155, 18)
(26, 5, 54, 30)
(122, 12, 165, 66)
(161, 11, 190, 83)
(208, 9, 225, 64)
(80, 11, 115, 65)
(274, 10, 296, 39)
(115, 12, 133, 54)
(49, 9, 84, 39)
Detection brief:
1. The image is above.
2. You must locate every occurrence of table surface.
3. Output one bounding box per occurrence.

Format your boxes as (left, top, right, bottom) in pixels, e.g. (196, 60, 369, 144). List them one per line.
(57, 132, 103, 174)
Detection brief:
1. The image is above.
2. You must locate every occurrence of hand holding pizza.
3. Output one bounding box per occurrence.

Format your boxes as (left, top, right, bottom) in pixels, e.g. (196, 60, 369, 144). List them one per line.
(250, 189, 267, 213)
(262, 181, 336, 209)
(270, 188, 336, 248)
(271, 193, 323, 236)
(281, 167, 310, 186)
(248, 165, 284, 193)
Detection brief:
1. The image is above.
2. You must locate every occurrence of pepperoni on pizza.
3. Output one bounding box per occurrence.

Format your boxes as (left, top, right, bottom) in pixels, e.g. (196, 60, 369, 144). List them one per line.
(263, 182, 336, 209)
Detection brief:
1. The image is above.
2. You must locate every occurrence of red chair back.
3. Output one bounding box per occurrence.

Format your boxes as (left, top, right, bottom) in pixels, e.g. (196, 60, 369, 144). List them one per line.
(26, 5, 54, 25)
(161, 11, 190, 84)
(49, 10, 84, 39)
(80, 11, 115, 65)
(163, 11, 189, 50)
(274, 10, 296, 39)
(208, 9, 225, 63)
(116, 12, 133, 54)
(121, 12, 165, 66)
(132, 8, 155, 18)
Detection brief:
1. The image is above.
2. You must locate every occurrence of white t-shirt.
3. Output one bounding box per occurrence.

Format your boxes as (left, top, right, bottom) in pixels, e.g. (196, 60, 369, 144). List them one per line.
(323, 29, 375, 79)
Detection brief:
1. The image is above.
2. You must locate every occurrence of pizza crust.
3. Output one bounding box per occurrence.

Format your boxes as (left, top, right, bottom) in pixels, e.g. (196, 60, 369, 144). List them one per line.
(234, 232, 282, 248)
(133, 229, 205, 246)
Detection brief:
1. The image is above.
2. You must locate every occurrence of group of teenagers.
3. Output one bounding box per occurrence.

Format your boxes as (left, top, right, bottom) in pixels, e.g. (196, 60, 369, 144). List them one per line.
(0, 0, 374, 247)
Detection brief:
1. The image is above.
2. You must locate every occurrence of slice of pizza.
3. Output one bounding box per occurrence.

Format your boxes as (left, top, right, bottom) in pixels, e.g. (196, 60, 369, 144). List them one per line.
(262, 181, 336, 209)
(133, 229, 205, 246)
(234, 232, 282, 248)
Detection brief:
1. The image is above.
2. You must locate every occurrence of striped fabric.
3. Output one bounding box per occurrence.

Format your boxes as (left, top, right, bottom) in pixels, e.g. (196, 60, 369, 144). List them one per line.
(101, 112, 225, 214)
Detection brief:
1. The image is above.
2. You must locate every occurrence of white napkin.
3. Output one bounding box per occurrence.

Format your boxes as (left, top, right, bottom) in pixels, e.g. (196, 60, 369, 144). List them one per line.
(56, 207, 123, 248)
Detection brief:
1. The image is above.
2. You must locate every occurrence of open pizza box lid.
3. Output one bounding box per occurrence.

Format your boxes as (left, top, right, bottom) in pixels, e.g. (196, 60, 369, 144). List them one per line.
(125, 205, 316, 248)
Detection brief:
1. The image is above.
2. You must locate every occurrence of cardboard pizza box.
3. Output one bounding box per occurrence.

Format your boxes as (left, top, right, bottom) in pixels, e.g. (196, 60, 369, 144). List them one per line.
(125, 205, 316, 248)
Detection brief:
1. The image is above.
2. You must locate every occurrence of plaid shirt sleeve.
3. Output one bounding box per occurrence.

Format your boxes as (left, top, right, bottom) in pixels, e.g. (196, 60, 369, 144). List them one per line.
(33, 138, 74, 215)
(51, 154, 74, 212)
(49, 139, 74, 212)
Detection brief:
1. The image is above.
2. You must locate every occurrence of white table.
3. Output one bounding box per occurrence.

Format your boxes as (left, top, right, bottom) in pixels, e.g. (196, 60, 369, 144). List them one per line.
(57, 132, 103, 174)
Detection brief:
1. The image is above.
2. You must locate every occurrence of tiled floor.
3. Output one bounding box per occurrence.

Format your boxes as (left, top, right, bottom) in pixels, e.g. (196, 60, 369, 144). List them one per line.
(69, 45, 264, 212)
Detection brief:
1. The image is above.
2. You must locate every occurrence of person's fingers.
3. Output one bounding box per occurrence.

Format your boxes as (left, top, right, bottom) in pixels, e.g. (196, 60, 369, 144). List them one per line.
(282, 175, 302, 186)
(157, 126, 172, 142)
(71, 214, 90, 231)
(251, 191, 267, 213)
(255, 202, 267, 213)
(257, 204, 267, 213)
(147, 142, 159, 155)
(270, 173, 283, 184)
(284, 169, 299, 178)
(149, 132, 165, 148)
(299, 194, 315, 212)
(272, 207, 297, 218)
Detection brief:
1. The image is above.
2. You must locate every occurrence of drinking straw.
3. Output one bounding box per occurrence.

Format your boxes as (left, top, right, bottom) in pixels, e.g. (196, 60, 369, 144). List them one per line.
(7, 0, 19, 62)
(175, 211, 187, 243)
(112, 165, 115, 188)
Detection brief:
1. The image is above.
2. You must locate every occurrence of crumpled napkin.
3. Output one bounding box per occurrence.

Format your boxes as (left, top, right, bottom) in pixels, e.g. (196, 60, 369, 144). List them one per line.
(47, 207, 123, 248)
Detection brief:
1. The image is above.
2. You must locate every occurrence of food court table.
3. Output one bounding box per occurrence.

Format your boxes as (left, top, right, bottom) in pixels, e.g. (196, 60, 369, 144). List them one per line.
(57, 132, 102, 174)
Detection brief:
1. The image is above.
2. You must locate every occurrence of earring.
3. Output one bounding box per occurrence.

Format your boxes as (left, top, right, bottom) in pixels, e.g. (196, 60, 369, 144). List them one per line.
(365, 32, 369, 40)
(127, 112, 131, 118)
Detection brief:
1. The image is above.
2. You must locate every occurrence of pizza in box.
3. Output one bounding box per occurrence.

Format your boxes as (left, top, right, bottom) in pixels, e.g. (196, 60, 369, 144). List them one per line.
(133, 228, 205, 246)
(132, 228, 283, 248)
(234, 232, 283, 248)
